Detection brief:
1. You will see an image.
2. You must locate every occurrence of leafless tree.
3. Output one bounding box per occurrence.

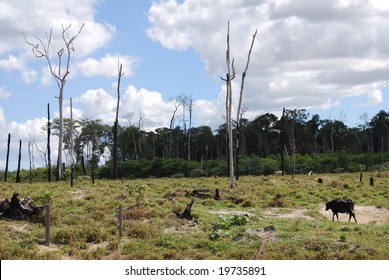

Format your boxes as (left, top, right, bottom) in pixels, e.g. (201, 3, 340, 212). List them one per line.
(169, 99, 182, 158)
(23, 23, 84, 181)
(177, 94, 193, 161)
(70, 98, 75, 186)
(112, 60, 124, 179)
(221, 22, 257, 187)
(137, 110, 145, 158)
(221, 22, 236, 187)
(29, 133, 47, 167)
(4, 133, 11, 182)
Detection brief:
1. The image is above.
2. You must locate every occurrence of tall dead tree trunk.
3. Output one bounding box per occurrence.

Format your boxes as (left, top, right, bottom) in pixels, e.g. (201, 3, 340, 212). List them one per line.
(4, 133, 11, 182)
(280, 108, 286, 175)
(169, 100, 181, 158)
(28, 142, 33, 184)
(221, 22, 257, 187)
(235, 29, 257, 181)
(187, 97, 193, 162)
(23, 23, 84, 181)
(16, 140, 22, 183)
(221, 22, 236, 188)
(47, 103, 52, 182)
(70, 98, 74, 187)
(112, 61, 124, 180)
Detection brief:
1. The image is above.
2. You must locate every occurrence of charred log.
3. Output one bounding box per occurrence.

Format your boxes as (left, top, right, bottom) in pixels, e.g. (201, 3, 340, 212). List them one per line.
(174, 198, 196, 221)
(0, 193, 45, 222)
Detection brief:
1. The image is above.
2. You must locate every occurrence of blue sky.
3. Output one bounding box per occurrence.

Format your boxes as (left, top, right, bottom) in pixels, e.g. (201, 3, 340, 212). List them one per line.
(1, 0, 389, 169)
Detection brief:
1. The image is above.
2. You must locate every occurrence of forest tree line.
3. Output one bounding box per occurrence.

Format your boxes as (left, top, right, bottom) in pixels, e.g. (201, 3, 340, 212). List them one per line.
(4, 108, 389, 182)
(14, 108, 386, 181)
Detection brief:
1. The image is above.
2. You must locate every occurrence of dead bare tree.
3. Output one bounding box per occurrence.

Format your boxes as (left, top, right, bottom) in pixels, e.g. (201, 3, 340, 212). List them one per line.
(4, 133, 11, 182)
(221, 22, 257, 187)
(186, 97, 193, 162)
(178, 94, 193, 161)
(16, 140, 22, 183)
(29, 133, 47, 167)
(47, 103, 52, 182)
(23, 23, 84, 181)
(70, 98, 75, 187)
(112, 60, 124, 180)
(221, 22, 236, 188)
(235, 29, 257, 181)
(28, 142, 33, 184)
(169, 99, 182, 158)
(137, 110, 145, 159)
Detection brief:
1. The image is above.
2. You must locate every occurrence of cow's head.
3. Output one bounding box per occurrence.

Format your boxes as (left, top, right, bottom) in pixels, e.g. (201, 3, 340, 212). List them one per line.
(325, 202, 330, 211)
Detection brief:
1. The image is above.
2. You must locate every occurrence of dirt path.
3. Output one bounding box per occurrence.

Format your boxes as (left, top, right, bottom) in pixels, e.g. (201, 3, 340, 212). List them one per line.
(211, 205, 389, 224)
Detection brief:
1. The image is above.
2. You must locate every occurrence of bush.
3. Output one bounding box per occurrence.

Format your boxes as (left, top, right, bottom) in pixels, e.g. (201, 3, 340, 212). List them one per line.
(190, 168, 206, 178)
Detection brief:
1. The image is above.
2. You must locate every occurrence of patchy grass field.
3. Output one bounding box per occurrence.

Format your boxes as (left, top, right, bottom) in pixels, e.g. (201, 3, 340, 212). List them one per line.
(1, 172, 389, 260)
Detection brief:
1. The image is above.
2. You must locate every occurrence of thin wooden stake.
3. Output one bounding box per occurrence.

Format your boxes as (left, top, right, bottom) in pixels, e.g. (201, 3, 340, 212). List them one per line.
(119, 205, 123, 238)
(45, 204, 50, 247)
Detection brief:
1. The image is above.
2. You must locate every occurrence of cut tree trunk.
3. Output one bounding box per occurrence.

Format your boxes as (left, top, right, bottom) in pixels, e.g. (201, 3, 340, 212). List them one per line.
(174, 199, 195, 220)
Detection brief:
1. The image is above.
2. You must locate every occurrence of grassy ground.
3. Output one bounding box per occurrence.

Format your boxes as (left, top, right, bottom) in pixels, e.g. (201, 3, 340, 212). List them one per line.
(1, 172, 389, 260)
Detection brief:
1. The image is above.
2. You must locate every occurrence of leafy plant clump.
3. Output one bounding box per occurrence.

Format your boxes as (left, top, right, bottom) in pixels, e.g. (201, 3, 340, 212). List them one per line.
(209, 215, 249, 240)
(126, 184, 149, 205)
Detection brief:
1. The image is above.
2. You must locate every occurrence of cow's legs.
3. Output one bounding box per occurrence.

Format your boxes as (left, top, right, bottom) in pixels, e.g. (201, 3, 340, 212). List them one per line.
(349, 212, 357, 223)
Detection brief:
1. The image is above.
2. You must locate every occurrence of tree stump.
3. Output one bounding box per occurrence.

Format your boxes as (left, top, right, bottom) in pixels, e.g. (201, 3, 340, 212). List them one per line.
(174, 199, 195, 220)
(214, 188, 221, 200)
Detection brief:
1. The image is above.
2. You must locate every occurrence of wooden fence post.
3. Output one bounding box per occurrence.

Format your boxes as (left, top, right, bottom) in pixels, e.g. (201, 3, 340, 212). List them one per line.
(370, 177, 374, 187)
(45, 204, 50, 247)
(119, 205, 123, 238)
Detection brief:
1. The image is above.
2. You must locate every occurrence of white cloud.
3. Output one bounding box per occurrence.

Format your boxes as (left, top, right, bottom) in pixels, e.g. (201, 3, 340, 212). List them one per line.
(0, 86, 11, 99)
(358, 89, 383, 107)
(77, 54, 140, 78)
(0, 106, 6, 127)
(147, 0, 389, 118)
(74, 85, 190, 130)
(75, 88, 117, 121)
(0, 0, 116, 87)
(0, 55, 25, 72)
(0, 0, 114, 56)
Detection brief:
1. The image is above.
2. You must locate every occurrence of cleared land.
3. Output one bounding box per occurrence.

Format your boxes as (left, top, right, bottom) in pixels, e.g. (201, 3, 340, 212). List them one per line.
(1, 172, 388, 260)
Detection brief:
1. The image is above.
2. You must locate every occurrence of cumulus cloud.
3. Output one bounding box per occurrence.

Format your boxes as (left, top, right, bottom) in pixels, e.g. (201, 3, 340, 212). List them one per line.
(74, 85, 191, 130)
(0, 0, 116, 86)
(77, 54, 140, 78)
(0, 0, 114, 56)
(75, 88, 117, 121)
(147, 0, 389, 117)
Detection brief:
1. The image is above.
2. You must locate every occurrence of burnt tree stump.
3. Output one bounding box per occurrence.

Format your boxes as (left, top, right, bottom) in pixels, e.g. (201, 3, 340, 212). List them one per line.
(174, 198, 195, 220)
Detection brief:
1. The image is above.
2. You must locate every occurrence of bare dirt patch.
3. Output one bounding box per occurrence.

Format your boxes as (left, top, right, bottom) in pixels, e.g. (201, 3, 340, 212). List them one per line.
(87, 241, 109, 252)
(8, 223, 30, 234)
(261, 208, 314, 220)
(209, 210, 256, 218)
(69, 188, 84, 200)
(319, 205, 389, 224)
